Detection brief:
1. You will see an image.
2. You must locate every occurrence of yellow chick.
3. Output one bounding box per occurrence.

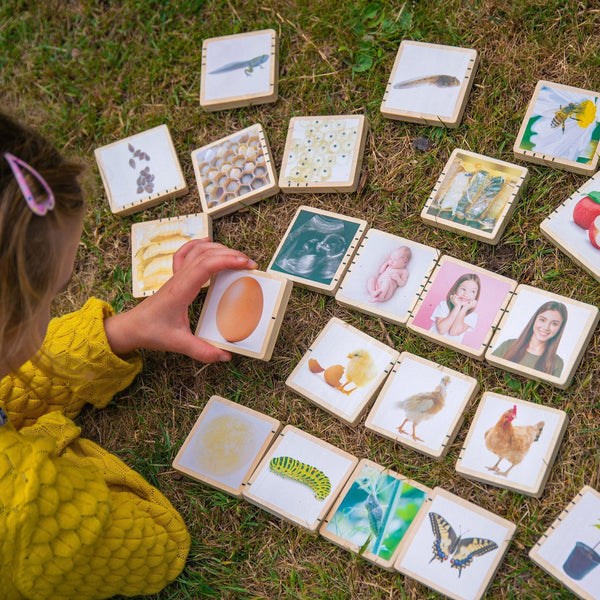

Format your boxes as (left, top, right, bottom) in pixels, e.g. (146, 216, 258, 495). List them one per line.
(339, 349, 377, 395)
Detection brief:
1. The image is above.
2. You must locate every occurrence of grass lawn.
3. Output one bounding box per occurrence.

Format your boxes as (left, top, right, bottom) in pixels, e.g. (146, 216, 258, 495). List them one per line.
(2, 1, 600, 598)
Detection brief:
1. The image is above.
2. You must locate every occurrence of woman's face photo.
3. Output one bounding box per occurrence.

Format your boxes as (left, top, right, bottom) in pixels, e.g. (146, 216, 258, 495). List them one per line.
(455, 279, 479, 303)
(532, 309, 564, 343)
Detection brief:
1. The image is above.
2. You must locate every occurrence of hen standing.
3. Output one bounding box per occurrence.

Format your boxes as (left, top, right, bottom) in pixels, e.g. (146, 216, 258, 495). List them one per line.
(484, 405, 544, 477)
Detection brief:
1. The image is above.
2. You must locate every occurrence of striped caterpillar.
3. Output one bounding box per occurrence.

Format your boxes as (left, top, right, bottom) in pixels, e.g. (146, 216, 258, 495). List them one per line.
(269, 456, 331, 500)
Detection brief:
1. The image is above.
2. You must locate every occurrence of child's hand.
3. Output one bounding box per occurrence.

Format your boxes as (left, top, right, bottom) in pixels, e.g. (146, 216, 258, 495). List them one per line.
(104, 239, 258, 362)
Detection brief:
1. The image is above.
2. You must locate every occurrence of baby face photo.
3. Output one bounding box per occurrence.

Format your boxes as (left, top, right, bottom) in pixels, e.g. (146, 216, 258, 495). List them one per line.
(456, 393, 566, 497)
(423, 150, 527, 243)
(336, 230, 439, 326)
(532, 487, 600, 599)
(396, 490, 514, 600)
(322, 460, 428, 568)
(202, 30, 276, 105)
(541, 171, 600, 282)
(195, 269, 290, 359)
(280, 116, 365, 189)
(286, 318, 399, 426)
(95, 124, 186, 213)
(269, 208, 365, 289)
(410, 257, 515, 355)
(365, 353, 478, 458)
(172, 396, 279, 497)
(192, 124, 275, 214)
(487, 285, 599, 386)
(516, 81, 600, 171)
(132, 214, 210, 297)
(243, 426, 357, 532)
(382, 41, 477, 124)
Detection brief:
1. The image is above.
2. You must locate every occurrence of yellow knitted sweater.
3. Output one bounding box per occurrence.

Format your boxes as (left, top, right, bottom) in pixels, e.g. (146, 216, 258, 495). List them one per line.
(0, 299, 190, 600)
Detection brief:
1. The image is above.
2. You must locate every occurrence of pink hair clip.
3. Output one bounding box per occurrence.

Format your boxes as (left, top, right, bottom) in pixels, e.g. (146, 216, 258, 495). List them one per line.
(3, 152, 55, 216)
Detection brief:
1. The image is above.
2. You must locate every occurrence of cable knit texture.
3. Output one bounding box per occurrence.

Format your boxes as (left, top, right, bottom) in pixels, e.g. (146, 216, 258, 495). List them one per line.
(0, 298, 190, 600)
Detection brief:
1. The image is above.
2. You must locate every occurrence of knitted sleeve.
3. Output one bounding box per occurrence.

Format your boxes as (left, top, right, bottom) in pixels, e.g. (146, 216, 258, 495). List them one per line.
(0, 298, 142, 429)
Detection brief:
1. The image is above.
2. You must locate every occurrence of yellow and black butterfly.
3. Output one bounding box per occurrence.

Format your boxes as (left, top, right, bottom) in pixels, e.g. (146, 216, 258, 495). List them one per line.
(428, 512, 498, 577)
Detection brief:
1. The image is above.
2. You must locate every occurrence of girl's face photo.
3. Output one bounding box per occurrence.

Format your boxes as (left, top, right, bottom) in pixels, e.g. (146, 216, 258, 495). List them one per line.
(532, 310, 564, 343)
(455, 279, 479, 303)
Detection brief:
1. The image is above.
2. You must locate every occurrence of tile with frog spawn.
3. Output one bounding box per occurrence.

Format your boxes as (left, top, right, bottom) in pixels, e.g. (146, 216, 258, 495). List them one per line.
(191, 124, 278, 219)
(279, 115, 368, 192)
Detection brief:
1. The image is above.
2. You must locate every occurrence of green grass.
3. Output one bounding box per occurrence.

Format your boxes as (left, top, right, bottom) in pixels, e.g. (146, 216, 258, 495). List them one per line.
(2, 0, 599, 598)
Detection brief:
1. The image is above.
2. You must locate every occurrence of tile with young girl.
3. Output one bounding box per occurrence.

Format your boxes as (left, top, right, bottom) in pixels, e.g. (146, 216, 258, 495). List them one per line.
(485, 285, 599, 389)
(407, 256, 517, 359)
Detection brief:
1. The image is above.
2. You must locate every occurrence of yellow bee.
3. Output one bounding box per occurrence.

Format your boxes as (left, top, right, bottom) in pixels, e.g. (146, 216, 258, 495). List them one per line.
(551, 101, 590, 133)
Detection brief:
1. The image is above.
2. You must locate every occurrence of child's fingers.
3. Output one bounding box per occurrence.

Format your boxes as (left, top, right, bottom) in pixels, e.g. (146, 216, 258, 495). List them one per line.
(170, 330, 231, 363)
(172, 238, 211, 273)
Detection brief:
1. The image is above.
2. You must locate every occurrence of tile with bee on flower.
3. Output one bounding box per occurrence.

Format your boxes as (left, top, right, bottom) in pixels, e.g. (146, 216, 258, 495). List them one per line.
(514, 80, 600, 175)
(191, 123, 278, 219)
(131, 212, 212, 298)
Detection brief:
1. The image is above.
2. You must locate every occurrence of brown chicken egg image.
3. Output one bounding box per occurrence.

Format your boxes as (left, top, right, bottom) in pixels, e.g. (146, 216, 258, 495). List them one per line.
(216, 276, 264, 342)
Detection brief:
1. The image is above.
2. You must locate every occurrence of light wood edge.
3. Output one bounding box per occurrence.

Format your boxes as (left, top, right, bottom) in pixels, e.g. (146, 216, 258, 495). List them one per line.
(364, 351, 479, 459)
(485, 284, 600, 389)
(242, 424, 359, 533)
(200, 29, 279, 111)
(318, 458, 432, 570)
(285, 317, 399, 426)
(380, 41, 479, 128)
(406, 255, 518, 360)
(528, 486, 600, 600)
(455, 392, 568, 498)
(266, 205, 369, 295)
(335, 229, 440, 326)
(94, 124, 188, 216)
(278, 115, 368, 192)
(394, 487, 517, 600)
(131, 213, 212, 298)
(194, 270, 293, 360)
(513, 80, 600, 175)
(191, 123, 279, 219)
(540, 171, 600, 283)
(171, 395, 282, 497)
(421, 149, 530, 245)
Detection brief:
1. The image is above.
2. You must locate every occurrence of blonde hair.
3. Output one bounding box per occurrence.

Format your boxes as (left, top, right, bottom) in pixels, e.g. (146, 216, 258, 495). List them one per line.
(0, 111, 85, 369)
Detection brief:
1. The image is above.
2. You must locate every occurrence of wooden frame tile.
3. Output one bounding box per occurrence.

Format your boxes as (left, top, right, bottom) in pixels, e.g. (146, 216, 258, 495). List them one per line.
(456, 392, 567, 497)
(95, 124, 187, 216)
(286, 317, 399, 427)
(319, 459, 431, 570)
(395, 487, 516, 600)
(513, 80, 600, 175)
(530, 486, 600, 600)
(243, 425, 358, 533)
(380, 41, 479, 128)
(365, 352, 479, 459)
(486, 284, 599, 389)
(278, 115, 368, 192)
(540, 170, 600, 283)
(267, 205, 368, 295)
(200, 29, 278, 111)
(421, 149, 529, 244)
(194, 269, 292, 361)
(191, 123, 278, 219)
(131, 212, 212, 298)
(335, 229, 440, 326)
(172, 396, 281, 498)
(407, 255, 517, 359)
